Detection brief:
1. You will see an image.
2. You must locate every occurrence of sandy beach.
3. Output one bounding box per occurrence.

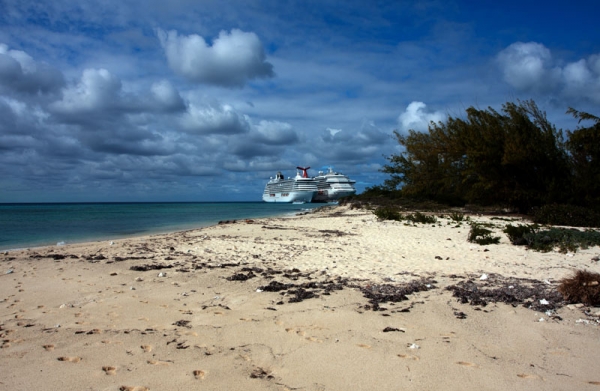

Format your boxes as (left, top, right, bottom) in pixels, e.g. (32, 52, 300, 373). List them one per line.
(1, 205, 599, 390)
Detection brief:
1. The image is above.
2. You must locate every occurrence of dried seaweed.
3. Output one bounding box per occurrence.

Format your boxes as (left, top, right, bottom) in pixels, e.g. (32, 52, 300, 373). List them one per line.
(360, 279, 435, 311)
(446, 274, 564, 311)
(558, 270, 600, 306)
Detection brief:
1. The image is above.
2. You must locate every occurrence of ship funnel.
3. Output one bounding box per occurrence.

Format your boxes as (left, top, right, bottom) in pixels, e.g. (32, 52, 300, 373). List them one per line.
(296, 166, 310, 178)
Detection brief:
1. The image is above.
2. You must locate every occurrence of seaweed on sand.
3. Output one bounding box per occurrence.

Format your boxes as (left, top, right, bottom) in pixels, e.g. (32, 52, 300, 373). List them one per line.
(360, 279, 436, 311)
(558, 270, 600, 306)
(446, 274, 564, 311)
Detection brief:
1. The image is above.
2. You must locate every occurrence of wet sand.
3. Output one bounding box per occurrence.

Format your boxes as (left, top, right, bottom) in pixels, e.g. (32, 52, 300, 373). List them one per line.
(1, 206, 600, 390)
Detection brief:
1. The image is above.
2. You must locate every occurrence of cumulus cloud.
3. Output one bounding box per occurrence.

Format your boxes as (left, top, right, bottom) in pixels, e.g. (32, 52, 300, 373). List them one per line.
(51, 68, 122, 116)
(157, 28, 274, 87)
(180, 101, 250, 135)
(150, 80, 186, 112)
(0, 43, 65, 94)
(497, 42, 600, 103)
(315, 121, 390, 163)
(398, 101, 445, 132)
(253, 120, 298, 145)
(50, 69, 186, 123)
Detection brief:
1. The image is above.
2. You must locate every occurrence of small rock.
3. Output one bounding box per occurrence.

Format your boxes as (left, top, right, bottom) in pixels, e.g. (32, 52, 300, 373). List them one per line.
(408, 343, 420, 349)
(5, 269, 13, 275)
(539, 299, 549, 305)
(479, 274, 488, 281)
(158, 272, 166, 277)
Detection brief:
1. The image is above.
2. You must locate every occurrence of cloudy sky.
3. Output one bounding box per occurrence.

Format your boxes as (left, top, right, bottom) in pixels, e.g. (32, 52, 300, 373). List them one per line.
(1, 1, 599, 202)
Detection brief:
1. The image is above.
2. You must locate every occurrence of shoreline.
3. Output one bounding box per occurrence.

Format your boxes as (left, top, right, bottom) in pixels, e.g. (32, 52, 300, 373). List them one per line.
(0, 203, 328, 253)
(1, 205, 600, 390)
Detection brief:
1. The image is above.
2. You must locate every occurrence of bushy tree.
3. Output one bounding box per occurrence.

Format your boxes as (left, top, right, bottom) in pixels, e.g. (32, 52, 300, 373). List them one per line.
(382, 100, 571, 212)
(565, 108, 600, 206)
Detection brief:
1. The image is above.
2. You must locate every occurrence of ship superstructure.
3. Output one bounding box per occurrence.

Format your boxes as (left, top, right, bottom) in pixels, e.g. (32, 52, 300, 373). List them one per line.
(312, 167, 357, 202)
(262, 167, 318, 203)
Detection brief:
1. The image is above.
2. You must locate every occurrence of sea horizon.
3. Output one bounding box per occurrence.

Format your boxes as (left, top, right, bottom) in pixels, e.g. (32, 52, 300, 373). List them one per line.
(0, 201, 326, 251)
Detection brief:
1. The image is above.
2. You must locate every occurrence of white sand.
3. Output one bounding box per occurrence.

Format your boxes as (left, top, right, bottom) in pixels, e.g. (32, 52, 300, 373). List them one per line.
(1, 206, 599, 390)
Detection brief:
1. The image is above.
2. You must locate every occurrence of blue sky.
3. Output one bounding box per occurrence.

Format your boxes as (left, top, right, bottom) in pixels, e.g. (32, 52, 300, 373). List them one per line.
(0, 0, 599, 202)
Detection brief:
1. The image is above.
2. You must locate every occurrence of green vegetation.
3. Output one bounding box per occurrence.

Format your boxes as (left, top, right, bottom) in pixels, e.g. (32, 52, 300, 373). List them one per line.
(405, 212, 437, 224)
(467, 224, 500, 245)
(522, 227, 600, 253)
(373, 206, 402, 221)
(503, 224, 537, 245)
(532, 204, 600, 228)
(449, 212, 466, 223)
(348, 99, 600, 228)
(503, 223, 600, 252)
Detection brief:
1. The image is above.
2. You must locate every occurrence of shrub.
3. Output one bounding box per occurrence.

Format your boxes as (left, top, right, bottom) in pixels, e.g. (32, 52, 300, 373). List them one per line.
(468, 224, 500, 245)
(532, 204, 600, 228)
(525, 227, 600, 253)
(558, 270, 600, 306)
(406, 212, 437, 224)
(449, 212, 466, 222)
(373, 206, 402, 221)
(503, 224, 538, 245)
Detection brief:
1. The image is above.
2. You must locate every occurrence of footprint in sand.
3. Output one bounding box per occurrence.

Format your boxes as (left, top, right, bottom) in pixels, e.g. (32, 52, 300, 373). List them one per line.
(103, 366, 117, 375)
(147, 360, 171, 366)
(119, 387, 149, 391)
(58, 356, 82, 363)
(456, 361, 479, 368)
(43, 344, 55, 351)
(284, 327, 322, 343)
(517, 373, 543, 380)
(193, 370, 206, 380)
(141, 345, 152, 352)
(397, 354, 420, 361)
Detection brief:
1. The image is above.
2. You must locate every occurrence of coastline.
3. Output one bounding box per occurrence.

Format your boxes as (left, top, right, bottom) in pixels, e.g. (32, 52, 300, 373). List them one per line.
(1, 205, 600, 390)
(0, 202, 325, 252)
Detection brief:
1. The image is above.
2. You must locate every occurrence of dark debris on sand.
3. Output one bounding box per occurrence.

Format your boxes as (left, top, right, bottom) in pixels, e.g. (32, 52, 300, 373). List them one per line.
(257, 275, 349, 304)
(360, 279, 436, 311)
(446, 274, 565, 311)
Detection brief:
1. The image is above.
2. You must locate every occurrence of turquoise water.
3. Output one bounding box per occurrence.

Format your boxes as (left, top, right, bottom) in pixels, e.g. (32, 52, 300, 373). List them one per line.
(0, 202, 324, 251)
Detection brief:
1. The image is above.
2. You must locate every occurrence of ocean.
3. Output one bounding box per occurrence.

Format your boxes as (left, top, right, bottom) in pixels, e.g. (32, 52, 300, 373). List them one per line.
(0, 202, 325, 251)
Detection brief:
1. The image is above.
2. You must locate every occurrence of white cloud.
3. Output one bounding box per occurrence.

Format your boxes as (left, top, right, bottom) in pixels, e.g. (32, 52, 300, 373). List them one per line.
(51, 68, 122, 114)
(496, 42, 560, 92)
(0, 43, 65, 94)
(157, 28, 274, 87)
(398, 101, 445, 132)
(253, 120, 298, 145)
(180, 101, 250, 135)
(150, 80, 185, 112)
(497, 42, 600, 103)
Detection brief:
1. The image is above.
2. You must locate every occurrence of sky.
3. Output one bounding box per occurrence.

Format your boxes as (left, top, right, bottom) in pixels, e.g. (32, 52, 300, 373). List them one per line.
(0, 0, 599, 202)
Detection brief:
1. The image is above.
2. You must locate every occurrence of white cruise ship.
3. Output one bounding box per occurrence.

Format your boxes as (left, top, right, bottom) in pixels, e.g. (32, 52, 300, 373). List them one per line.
(262, 167, 318, 203)
(312, 167, 357, 202)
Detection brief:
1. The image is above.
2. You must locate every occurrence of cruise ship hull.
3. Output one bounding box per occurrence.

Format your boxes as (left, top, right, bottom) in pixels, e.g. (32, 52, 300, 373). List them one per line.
(312, 168, 356, 202)
(313, 188, 355, 202)
(262, 191, 316, 203)
(263, 170, 318, 203)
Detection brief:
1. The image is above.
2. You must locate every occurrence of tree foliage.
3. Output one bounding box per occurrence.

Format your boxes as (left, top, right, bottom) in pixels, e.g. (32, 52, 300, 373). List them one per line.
(382, 100, 596, 213)
(565, 108, 600, 206)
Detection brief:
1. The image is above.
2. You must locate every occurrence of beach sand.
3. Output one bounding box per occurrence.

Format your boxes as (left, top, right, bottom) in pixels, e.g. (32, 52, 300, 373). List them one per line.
(1, 206, 599, 390)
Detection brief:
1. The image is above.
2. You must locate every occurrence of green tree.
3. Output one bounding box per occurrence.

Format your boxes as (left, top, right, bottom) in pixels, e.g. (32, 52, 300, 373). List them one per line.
(566, 108, 600, 206)
(382, 100, 570, 212)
